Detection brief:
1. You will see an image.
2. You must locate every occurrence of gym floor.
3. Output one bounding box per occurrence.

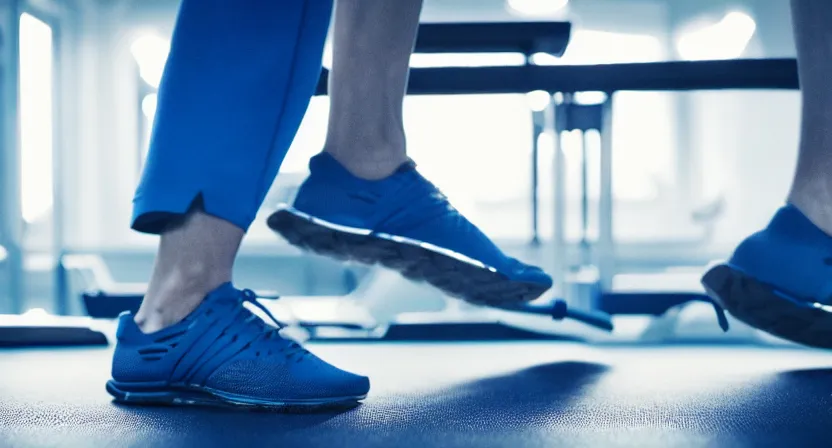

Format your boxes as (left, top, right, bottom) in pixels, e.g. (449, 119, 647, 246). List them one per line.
(2, 342, 830, 447)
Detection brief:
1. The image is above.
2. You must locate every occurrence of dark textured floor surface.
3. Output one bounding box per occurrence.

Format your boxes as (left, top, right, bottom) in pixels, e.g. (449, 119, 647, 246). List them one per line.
(2, 342, 832, 447)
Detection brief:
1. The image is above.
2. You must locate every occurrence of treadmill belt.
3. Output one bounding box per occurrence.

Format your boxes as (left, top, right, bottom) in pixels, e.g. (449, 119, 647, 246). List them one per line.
(0, 343, 829, 447)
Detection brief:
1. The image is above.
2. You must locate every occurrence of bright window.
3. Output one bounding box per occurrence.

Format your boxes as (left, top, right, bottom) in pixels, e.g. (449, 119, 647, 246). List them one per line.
(19, 13, 54, 224)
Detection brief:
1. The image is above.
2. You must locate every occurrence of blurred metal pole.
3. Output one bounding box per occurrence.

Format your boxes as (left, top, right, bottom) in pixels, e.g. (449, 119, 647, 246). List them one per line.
(550, 93, 566, 298)
(49, 6, 67, 315)
(530, 109, 544, 246)
(0, 0, 24, 314)
(596, 95, 615, 291)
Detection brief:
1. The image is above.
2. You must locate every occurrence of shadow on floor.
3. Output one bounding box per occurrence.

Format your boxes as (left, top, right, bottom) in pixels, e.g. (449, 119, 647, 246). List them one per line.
(402, 361, 611, 425)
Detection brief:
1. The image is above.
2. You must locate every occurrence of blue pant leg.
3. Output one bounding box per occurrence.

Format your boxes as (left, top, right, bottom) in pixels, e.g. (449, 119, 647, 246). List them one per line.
(132, 0, 333, 234)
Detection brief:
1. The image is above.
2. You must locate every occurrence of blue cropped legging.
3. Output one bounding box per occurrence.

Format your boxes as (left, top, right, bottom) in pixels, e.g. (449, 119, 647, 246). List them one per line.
(132, 0, 334, 234)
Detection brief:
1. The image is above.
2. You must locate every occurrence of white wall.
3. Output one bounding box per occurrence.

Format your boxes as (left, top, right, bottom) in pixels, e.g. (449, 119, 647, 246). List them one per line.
(61, 0, 146, 249)
(670, 0, 800, 248)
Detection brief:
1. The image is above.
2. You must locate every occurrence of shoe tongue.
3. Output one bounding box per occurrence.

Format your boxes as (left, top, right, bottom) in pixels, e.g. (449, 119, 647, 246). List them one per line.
(309, 152, 350, 176)
(174, 283, 240, 325)
(395, 159, 417, 174)
(770, 204, 831, 244)
(309, 152, 417, 181)
(203, 282, 241, 303)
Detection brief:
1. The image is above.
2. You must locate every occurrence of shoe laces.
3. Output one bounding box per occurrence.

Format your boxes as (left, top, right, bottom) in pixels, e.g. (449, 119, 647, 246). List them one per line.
(238, 289, 310, 361)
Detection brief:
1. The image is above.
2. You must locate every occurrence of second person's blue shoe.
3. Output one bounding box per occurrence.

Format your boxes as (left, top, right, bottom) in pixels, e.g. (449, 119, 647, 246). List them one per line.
(267, 153, 553, 306)
(702, 204, 832, 348)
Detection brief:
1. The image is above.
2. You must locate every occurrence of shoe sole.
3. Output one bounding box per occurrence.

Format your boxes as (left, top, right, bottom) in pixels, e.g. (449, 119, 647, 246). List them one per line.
(106, 380, 365, 412)
(266, 208, 550, 306)
(701, 263, 832, 349)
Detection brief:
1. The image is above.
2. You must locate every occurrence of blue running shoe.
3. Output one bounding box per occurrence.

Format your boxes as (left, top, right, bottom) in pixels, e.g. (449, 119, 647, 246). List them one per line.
(267, 153, 553, 306)
(107, 283, 370, 410)
(702, 204, 832, 348)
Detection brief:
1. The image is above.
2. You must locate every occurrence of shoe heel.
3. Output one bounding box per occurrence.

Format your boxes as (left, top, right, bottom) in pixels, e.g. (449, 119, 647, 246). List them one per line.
(701, 263, 733, 308)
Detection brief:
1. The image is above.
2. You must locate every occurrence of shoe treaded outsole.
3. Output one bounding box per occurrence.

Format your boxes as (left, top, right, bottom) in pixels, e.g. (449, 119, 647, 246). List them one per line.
(106, 380, 364, 413)
(267, 209, 548, 306)
(702, 263, 832, 349)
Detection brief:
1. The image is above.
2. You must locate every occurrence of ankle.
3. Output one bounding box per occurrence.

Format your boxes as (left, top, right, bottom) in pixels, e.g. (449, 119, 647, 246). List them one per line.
(323, 146, 408, 180)
(134, 288, 209, 334)
(133, 309, 181, 334)
(787, 190, 832, 236)
(135, 268, 229, 333)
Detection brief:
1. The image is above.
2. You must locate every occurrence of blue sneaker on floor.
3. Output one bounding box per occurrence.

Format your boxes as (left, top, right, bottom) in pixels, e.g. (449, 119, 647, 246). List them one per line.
(267, 153, 552, 306)
(702, 204, 832, 348)
(107, 283, 370, 410)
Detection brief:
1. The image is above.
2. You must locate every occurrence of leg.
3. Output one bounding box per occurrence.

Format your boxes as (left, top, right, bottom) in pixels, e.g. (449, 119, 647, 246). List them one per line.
(133, 206, 243, 332)
(108, 0, 369, 410)
(323, 0, 418, 180)
(268, 0, 553, 306)
(786, 0, 832, 232)
(702, 0, 832, 348)
(132, 0, 334, 331)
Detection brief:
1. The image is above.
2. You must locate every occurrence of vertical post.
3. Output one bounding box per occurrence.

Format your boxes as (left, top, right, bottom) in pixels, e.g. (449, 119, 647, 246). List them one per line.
(0, 0, 24, 315)
(50, 7, 68, 315)
(550, 93, 567, 298)
(596, 94, 615, 291)
(530, 109, 544, 246)
(579, 131, 590, 266)
(526, 52, 541, 248)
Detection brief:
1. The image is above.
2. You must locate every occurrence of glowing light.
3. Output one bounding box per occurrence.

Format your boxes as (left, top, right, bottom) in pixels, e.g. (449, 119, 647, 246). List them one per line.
(532, 31, 663, 65)
(22, 308, 52, 324)
(130, 33, 170, 88)
(506, 0, 569, 16)
(324, 41, 526, 69)
(141, 93, 158, 119)
(526, 90, 551, 112)
(23, 308, 49, 318)
(676, 12, 757, 61)
(410, 52, 526, 68)
(537, 132, 555, 151)
(0, 245, 6, 262)
(574, 91, 607, 105)
(530, 52, 559, 65)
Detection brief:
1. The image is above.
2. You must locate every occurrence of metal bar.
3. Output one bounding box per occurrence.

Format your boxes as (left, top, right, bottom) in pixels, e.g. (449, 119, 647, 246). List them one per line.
(530, 110, 543, 246)
(0, 0, 24, 314)
(579, 131, 590, 266)
(316, 59, 800, 96)
(596, 96, 615, 291)
(550, 95, 566, 298)
(49, 1, 82, 316)
(48, 5, 68, 315)
(413, 21, 571, 56)
(52, 24, 66, 315)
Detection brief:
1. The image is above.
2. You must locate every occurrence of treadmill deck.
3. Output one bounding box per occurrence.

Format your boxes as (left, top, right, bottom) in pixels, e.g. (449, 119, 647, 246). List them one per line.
(1, 342, 830, 447)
